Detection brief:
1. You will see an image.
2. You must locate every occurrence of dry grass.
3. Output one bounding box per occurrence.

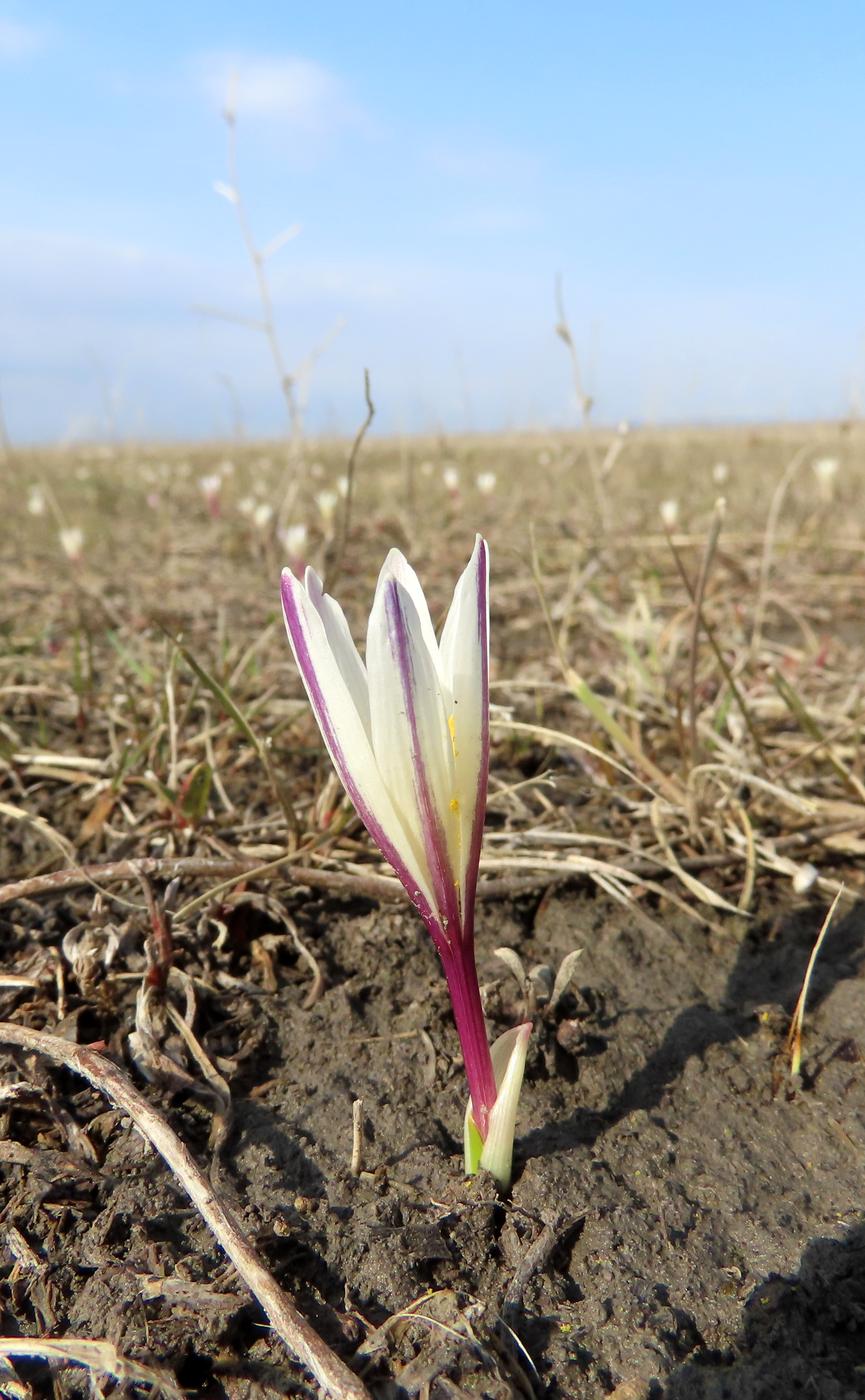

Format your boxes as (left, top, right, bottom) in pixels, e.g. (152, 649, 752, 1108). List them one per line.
(2, 423, 865, 933)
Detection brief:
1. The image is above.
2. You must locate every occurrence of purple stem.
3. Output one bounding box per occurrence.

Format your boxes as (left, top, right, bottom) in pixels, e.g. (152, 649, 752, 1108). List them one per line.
(441, 934, 497, 1138)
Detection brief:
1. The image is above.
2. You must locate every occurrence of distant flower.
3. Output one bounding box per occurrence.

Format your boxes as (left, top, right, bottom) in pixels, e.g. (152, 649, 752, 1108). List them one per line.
(792, 863, 819, 895)
(59, 527, 84, 563)
(237, 495, 256, 518)
(336, 475, 349, 498)
(279, 523, 308, 562)
(617, 420, 630, 437)
(315, 489, 339, 524)
(27, 486, 46, 517)
(812, 456, 840, 502)
(476, 472, 497, 496)
(146, 492, 160, 510)
(712, 461, 729, 486)
(199, 473, 222, 519)
(659, 499, 679, 529)
(442, 465, 460, 495)
(252, 502, 274, 530)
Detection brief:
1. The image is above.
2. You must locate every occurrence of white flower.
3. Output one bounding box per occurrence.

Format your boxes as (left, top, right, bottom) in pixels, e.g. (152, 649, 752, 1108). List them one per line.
(792, 863, 819, 895)
(813, 457, 840, 501)
(475, 472, 497, 496)
(280, 537, 529, 1187)
(442, 465, 460, 494)
(659, 499, 679, 529)
(27, 486, 46, 517)
(315, 489, 339, 523)
(252, 502, 274, 530)
(712, 461, 729, 485)
(279, 523, 308, 557)
(59, 527, 84, 562)
(237, 495, 256, 517)
(336, 475, 349, 498)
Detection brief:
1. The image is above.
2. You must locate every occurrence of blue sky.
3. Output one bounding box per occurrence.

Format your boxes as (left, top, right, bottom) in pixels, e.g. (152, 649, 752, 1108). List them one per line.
(2, 1, 864, 441)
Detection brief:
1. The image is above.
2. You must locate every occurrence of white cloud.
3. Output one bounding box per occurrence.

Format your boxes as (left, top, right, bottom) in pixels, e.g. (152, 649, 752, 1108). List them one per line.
(0, 17, 44, 59)
(426, 140, 540, 184)
(196, 52, 368, 137)
(439, 206, 543, 236)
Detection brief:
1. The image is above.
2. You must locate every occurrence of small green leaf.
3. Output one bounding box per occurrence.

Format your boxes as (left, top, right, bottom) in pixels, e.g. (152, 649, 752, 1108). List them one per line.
(181, 762, 213, 824)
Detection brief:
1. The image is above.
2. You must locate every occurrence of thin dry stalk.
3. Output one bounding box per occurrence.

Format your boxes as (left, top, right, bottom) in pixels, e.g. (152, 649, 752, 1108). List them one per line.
(328, 369, 375, 592)
(554, 274, 608, 531)
(685, 498, 725, 771)
(786, 887, 843, 1077)
(0, 1023, 371, 1400)
(751, 444, 809, 656)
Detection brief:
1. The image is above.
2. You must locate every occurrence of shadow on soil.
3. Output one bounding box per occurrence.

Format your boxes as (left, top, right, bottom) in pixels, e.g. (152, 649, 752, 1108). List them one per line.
(662, 1220, 865, 1398)
(523, 897, 865, 1160)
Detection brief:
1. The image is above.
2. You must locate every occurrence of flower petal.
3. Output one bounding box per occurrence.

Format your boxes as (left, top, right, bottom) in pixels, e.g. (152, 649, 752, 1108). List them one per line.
(373, 549, 445, 687)
(303, 568, 371, 738)
(281, 568, 436, 920)
(439, 535, 489, 927)
(367, 574, 461, 942)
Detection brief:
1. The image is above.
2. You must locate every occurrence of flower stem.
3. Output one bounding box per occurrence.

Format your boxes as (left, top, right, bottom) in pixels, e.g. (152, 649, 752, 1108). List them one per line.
(443, 938, 497, 1138)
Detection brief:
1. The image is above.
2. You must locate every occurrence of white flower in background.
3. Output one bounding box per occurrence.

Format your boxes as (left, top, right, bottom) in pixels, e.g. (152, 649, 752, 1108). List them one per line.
(279, 523, 308, 559)
(712, 461, 729, 485)
(792, 863, 819, 895)
(27, 486, 46, 517)
(252, 502, 274, 530)
(336, 475, 350, 498)
(280, 537, 530, 1188)
(315, 489, 339, 524)
(59, 527, 84, 562)
(617, 420, 631, 437)
(442, 465, 460, 495)
(146, 492, 160, 510)
(812, 456, 840, 502)
(476, 472, 497, 496)
(659, 499, 679, 529)
(199, 473, 222, 518)
(237, 495, 256, 517)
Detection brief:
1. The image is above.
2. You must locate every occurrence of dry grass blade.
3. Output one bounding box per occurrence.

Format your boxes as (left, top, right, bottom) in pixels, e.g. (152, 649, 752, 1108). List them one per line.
(168, 631, 300, 841)
(785, 886, 844, 1078)
(0, 1338, 182, 1398)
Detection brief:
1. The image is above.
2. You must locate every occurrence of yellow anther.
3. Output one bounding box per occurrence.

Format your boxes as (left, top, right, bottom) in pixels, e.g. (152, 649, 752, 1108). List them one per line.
(450, 797, 460, 813)
(447, 713, 458, 757)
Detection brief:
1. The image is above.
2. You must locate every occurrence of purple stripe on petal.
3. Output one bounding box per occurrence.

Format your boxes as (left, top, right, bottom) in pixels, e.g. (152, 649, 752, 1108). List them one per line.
(280, 571, 439, 935)
(384, 578, 462, 949)
(459, 536, 489, 945)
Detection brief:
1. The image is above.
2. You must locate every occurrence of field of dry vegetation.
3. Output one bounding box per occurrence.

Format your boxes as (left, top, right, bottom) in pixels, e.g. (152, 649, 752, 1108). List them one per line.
(1, 422, 864, 1399)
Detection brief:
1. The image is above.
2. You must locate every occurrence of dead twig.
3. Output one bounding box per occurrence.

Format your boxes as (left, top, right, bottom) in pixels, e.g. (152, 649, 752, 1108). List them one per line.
(328, 369, 375, 592)
(0, 1023, 371, 1400)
